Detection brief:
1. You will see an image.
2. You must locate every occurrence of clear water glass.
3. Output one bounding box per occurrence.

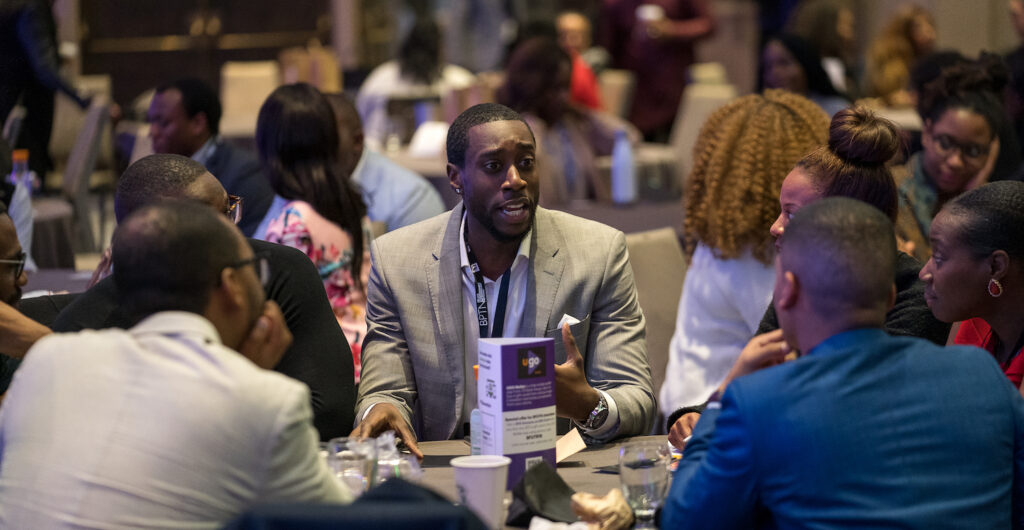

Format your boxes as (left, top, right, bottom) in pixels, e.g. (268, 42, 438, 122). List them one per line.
(619, 440, 672, 528)
(326, 437, 377, 496)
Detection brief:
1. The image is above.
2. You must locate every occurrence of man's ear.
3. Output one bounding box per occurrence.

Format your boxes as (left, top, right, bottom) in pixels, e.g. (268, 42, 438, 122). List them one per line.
(776, 270, 800, 310)
(190, 111, 210, 137)
(215, 267, 246, 311)
(447, 162, 463, 195)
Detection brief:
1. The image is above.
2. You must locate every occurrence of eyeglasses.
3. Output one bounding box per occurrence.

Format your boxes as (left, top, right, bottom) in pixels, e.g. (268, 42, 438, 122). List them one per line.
(0, 252, 26, 279)
(224, 252, 270, 287)
(226, 195, 243, 225)
(932, 134, 990, 165)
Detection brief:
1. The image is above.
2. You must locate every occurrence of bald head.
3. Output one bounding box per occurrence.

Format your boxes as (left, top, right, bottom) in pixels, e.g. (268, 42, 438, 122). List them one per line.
(779, 197, 896, 316)
(115, 154, 228, 223)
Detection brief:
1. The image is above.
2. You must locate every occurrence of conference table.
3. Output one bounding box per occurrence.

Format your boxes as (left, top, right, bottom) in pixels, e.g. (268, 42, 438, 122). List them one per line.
(416, 435, 668, 501)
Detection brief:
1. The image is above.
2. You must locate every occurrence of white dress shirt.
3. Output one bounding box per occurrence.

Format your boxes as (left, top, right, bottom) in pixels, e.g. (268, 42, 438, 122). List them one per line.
(457, 215, 619, 438)
(0, 312, 349, 529)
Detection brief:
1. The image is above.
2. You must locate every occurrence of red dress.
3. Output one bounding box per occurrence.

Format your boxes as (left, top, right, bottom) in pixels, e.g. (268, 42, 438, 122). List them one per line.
(954, 317, 1024, 387)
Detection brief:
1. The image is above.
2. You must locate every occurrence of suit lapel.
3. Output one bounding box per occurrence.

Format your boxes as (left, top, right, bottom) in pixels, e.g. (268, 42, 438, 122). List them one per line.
(427, 205, 466, 437)
(521, 208, 564, 338)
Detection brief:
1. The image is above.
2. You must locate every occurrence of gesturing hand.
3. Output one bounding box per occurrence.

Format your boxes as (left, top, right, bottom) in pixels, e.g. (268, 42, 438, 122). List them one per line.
(554, 323, 601, 421)
(351, 403, 423, 459)
(237, 301, 292, 370)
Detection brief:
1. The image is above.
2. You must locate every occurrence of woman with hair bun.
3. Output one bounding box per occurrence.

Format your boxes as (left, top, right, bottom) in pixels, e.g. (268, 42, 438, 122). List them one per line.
(920, 181, 1024, 387)
(763, 105, 948, 345)
(669, 105, 949, 449)
(895, 55, 1012, 262)
(659, 89, 830, 418)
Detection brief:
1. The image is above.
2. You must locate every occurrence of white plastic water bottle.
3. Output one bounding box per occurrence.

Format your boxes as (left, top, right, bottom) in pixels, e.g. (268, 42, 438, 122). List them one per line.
(7, 149, 38, 194)
(610, 129, 637, 205)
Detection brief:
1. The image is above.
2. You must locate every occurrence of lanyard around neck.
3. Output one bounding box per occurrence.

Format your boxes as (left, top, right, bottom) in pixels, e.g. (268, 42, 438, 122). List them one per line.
(464, 228, 512, 339)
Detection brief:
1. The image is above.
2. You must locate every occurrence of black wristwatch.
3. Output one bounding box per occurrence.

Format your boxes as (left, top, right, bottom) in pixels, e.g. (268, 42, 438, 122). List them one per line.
(583, 393, 609, 430)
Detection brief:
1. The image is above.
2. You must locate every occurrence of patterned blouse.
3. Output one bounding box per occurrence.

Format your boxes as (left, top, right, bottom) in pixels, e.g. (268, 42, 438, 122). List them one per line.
(266, 200, 370, 382)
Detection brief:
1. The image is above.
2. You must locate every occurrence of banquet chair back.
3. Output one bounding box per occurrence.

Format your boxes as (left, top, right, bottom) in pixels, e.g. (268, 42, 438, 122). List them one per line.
(3, 105, 26, 144)
(32, 95, 111, 257)
(625, 227, 687, 432)
(598, 69, 635, 119)
(223, 478, 487, 530)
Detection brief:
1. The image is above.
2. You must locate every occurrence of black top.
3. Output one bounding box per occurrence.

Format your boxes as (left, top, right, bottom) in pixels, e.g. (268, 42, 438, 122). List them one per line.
(46, 238, 356, 440)
(666, 251, 951, 431)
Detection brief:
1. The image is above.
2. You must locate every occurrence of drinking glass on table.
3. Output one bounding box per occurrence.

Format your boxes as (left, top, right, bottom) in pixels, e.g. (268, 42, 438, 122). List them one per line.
(326, 437, 378, 496)
(619, 440, 672, 528)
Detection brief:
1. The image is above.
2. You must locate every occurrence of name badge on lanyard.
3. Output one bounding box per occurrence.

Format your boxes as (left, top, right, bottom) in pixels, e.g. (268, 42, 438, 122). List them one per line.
(465, 229, 511, 339)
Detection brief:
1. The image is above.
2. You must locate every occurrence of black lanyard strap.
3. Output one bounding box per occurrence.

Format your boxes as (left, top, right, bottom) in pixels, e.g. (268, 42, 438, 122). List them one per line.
(464, 229, 512, 339)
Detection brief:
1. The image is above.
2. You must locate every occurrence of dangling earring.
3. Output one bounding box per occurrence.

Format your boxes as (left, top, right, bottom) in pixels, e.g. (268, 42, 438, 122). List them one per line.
(988, 278, 1003, 298)
(454, 188, 462, 195)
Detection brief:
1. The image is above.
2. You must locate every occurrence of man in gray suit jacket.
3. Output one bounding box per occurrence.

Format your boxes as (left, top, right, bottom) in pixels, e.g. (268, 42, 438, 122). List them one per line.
(353, 104, 655, 456)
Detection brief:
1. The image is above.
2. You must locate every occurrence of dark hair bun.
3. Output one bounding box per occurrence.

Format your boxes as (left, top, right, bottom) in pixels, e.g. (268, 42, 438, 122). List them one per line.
(828, 106, 901, 166)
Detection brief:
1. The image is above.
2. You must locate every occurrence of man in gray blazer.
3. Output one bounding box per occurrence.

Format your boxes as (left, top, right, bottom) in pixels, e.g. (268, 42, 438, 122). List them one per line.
(353, 103, 655, 456)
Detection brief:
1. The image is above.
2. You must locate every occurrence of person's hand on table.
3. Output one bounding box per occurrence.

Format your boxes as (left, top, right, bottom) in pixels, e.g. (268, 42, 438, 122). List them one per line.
(0, 301, 52, 359)
(237, 301, 292, 370)
(554, 323, 601, 421)
(571, 488, 634, 530)
(351, 403, 424, 460)
(668, 412, 699, 451)
(714, 330, 792, 398)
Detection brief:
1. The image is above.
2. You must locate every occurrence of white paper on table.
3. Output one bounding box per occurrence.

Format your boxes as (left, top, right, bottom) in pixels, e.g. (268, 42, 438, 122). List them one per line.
(556, 428, 587, 463)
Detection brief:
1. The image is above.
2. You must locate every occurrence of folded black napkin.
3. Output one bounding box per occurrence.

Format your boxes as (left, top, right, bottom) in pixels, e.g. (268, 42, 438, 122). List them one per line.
(505, 462, 578, 527)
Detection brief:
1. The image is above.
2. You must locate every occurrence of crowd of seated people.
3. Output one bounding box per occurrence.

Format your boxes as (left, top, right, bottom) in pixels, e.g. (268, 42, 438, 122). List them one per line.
(4, 3, 1024, 528)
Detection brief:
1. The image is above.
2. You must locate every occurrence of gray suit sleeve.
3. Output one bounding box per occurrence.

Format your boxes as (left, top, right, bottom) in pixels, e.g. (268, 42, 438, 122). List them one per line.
(354, 239, 419, 429)
(585, 230, 656, 438)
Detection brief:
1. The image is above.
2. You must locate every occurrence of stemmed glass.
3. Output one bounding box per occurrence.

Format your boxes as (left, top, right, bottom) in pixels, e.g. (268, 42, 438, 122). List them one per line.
(619, 440, 672, 528)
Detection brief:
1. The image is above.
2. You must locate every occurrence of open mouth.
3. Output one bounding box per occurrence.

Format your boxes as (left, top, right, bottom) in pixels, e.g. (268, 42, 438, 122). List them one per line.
(499, 199, 531, 221)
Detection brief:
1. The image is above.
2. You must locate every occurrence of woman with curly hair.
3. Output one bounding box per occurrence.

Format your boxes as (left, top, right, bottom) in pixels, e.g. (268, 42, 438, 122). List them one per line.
(659, 89, 829, 417)
(894, 55, 1011, 262)
(864, 5, 937, 105)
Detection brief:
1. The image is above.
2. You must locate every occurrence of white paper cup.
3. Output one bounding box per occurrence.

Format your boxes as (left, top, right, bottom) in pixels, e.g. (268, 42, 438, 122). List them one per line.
(451, 455, 511, 529)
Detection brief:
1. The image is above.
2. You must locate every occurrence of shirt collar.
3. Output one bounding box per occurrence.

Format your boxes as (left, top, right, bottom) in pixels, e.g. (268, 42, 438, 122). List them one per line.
(804, 327, 888, 358)
(350, 149, 369, 184)
(459, 211, 532, 276)
(191, 136, 220, 166)
(130, 311, 223, 345)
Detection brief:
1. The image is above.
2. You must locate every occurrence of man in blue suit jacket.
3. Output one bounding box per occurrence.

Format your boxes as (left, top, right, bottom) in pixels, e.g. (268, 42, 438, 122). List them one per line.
(662, 197, 1024, 528)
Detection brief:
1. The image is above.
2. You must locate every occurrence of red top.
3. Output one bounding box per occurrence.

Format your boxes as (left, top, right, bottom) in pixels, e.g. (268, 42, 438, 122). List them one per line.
(954, 317, 1024, 387)
(570, 53, 602, 110)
